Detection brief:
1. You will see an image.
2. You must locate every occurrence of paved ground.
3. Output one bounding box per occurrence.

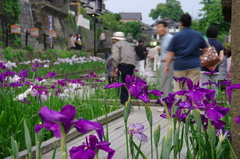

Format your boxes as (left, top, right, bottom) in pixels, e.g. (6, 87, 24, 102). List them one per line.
(42, 106, 187, 159)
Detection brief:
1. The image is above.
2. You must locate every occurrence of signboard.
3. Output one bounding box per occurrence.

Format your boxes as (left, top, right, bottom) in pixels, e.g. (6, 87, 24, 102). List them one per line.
(77, 14, 90, 30)
(49, 30, 57, 37)
(10, 25, 21, 34)
(48, 16, 52, 31)
(30, 28, 39, 36)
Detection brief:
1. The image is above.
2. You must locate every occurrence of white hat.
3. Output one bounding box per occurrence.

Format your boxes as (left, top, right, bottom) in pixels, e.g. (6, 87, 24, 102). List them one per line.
(111, 32, 126, 40)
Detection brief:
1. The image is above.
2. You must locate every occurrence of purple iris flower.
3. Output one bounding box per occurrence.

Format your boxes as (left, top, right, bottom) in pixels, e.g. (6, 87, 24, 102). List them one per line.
(34, 76, 44, 82)
(0, 62, 6, 70)
(226, 84, 240, 103)
(202, 80, 218, 87)
(85, 71, 97, 79)
(10, 82, 23, 88)
(203, 70, 216, 75)
(128, 123, 148, 142)
(173, 76, 189, 88)
(55, 79, 67, 87)
(104, 74, 147, 98)
(175, 79, 215, 104)
(3, 70, 16, 77)
(25, 80, 33, 86)
(18, 69, 28, 78)
(137, 86, 163, 103)
(18, 98, 31, 104)
(96, 79, 103, 83)
(45, 71, 57, 78)
(125, 75, 147, 98)
(68, 79, 84, 86)
(211, 120, 226, 130)
(69, 134, 115, 159)
(30, 68, 38, 72)
(216, 127, 230, 141)
(104, 82, 126, 89)
(235, 116, 240, 125)
(32, 62, 43, 68)
(157, 93, 181, 118)
(201, 99, 229, 128)
(31, 85, 49, 97)
(172, 108, 189, 122)
(216, 79, 231, 87)
(34, 105, 104, 140)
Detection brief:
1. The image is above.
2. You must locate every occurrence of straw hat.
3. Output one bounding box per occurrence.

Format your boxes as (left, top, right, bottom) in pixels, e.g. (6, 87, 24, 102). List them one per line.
(111, 32, 126, 40)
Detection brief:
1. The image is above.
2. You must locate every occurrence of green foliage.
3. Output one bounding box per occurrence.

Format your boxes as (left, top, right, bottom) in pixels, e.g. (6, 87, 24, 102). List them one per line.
(17, 50, 25, 62)
(3, 47, 13, 61)
(76, 51, 86, 57)
(122, 21, 143, 40)
(65, 15, 77, 31)
(25, 45, 34, 53)
(99, 11, 143, 40)
(114, 13, 121, 21)
(0, 41, 4, 47)
(99, 10, 122, 31)
(59, 50, 74, 58)
(149, 0, 184, 21)
(13, 38, 22, 47)
(197, 0, 231, 42)
(3, 0, 21, 24)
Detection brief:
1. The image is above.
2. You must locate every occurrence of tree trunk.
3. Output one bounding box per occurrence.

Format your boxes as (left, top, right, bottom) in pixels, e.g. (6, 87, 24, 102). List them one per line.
(230, 0, 240, 157)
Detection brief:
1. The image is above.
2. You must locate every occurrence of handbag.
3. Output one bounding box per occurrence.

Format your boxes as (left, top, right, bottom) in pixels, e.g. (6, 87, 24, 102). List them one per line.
(200, 40, 220, 67)
(77, 41, 82, 45)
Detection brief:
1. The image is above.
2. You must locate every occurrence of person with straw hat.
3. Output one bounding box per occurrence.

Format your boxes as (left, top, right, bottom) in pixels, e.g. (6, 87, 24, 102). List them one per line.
(108, 31, 137, 105)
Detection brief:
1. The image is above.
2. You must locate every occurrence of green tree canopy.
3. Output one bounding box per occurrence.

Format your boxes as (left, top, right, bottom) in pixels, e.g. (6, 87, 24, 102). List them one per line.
(122, 21, 142, 40)
(191, 0, 230, 42)
(99, 11, 142, 40)
(98, 11, 122, 32)
(149, 0, 184, 21)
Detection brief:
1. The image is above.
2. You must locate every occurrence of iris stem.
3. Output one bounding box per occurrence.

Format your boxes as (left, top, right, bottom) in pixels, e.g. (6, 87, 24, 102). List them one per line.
(150, 125, 153, 159)
(59, 124, 67, 159)
(125, 122, 129, 159)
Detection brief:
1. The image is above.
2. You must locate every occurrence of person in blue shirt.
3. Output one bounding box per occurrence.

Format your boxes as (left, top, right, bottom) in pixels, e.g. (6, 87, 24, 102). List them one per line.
(164, 14, 208, 91)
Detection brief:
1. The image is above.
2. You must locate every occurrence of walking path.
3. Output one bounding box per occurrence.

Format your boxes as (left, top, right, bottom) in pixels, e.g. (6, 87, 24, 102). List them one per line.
(42, 106, 187, 159)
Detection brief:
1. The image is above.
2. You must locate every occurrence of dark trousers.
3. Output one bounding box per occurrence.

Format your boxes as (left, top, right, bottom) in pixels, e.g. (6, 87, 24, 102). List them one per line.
(118, 64, 135, 105)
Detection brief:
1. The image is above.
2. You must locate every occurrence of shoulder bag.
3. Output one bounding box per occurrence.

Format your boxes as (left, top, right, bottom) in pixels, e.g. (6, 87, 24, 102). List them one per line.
(200, 40, 220, 67)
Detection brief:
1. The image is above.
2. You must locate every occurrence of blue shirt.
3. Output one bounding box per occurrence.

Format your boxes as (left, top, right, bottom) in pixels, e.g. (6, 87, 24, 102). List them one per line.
(201, 38, 224, 72)
(167, 27, 207, 71)
(160, 33, 173, 60)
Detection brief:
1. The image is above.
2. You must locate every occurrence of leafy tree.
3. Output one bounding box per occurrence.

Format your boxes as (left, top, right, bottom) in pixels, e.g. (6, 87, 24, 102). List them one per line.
(3, 0, 21, 24)
(98, 11, 122, 32)
(149, 0, 184, 21)
(122, 21, 142, 40)
(198, 0, 230, 41)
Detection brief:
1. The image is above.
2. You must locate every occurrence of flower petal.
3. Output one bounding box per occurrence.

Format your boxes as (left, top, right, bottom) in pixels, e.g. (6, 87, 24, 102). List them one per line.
(74, 119, 104, 141)
(235, 116, 240, 125)
(38, 106, 67, 123)
(148, 90, 164, 96)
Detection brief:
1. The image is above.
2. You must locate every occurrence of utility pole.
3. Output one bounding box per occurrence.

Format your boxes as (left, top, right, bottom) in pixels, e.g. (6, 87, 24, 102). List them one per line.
(230, 0, 240, 157)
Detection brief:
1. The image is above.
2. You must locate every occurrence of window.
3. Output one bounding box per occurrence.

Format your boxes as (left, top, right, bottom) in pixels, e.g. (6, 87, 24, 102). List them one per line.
(154, 34, 157, 39)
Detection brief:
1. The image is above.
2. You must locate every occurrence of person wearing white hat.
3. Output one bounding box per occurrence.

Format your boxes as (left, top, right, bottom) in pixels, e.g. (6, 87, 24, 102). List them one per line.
(108, 31, 137, 105)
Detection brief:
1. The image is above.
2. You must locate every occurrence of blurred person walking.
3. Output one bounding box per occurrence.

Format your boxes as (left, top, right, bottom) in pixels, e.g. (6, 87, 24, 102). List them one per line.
(99, 32, 106, 50)
(164, 14, 208, 92)
(157, 21, 174, 96)
(135, 40, 145, 76)
(75, 34, 82, 50)
(108, 32, 136, 105)
(68, 34, 75, 50)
